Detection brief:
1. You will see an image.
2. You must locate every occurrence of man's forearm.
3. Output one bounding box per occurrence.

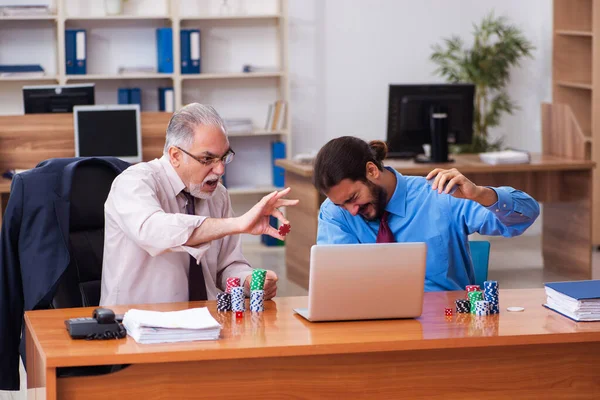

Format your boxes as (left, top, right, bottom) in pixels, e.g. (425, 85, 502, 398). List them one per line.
(473, 186, 498, 207)
(185, 217, 241, 247)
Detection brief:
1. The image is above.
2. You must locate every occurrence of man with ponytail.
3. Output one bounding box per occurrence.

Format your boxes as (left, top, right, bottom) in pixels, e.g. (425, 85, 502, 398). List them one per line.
(313, 136, 539, 292)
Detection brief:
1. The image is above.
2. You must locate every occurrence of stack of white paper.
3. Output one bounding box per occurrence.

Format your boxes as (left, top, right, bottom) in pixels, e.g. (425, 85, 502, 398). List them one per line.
(224, 118, 254, 134)
(122, 307, 222, 344)
(479, 150, 530, 165)
(545, 287, 600, 322)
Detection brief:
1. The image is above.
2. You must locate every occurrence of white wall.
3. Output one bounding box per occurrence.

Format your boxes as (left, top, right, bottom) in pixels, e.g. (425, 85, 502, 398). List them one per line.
(288, 0, 553, 156)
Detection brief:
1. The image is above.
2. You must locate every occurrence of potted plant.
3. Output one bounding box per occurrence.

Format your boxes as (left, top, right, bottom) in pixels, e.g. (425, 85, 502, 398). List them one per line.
(105, 0, 126, 16)
(430, 13, 534, 153)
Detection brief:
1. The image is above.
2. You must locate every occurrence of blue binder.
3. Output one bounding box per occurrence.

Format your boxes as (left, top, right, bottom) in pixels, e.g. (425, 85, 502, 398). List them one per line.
(545, 280, 600, 300)
(271, 141, 286, 188)
(65, 29, 86, 75)
(158, 87, 174, 112)
(129, 88, 142, 107)
(180, 29, 200, 74)
(156, 28, 173, 73)
(118, 88, 130, 104)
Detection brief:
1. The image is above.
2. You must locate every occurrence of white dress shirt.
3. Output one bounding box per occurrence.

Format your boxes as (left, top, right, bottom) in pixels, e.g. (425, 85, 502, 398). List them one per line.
(100, 155, 253, 305)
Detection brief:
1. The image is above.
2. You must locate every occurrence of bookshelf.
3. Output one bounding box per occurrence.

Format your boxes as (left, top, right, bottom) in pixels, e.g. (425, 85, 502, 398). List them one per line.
(552, 0, 600, 244)
(0, 0, 291, 248)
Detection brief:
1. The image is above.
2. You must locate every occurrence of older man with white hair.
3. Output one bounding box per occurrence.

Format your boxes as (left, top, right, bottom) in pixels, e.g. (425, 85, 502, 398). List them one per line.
(100, 103, 297, 305)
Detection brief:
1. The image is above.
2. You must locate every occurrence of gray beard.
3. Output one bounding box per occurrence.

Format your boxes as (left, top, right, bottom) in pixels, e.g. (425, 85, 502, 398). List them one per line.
(188, 183, 216, 199)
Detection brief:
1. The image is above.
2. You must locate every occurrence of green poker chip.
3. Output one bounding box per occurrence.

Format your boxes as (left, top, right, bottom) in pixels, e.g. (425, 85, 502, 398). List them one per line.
(250, 269, 267, 290)
(467, 291, 483, 315)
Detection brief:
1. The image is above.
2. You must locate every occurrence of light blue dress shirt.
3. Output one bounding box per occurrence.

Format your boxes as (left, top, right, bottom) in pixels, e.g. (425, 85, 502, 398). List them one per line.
(316, 167, 540, 291)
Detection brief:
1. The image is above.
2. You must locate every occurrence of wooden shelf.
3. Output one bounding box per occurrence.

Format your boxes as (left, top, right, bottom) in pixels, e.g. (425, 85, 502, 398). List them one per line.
(227, 186, 280, 195)
(0, 15, 57, 20)
(0, 76, 58, 82)
(66, 73, 174, 81)
(181, 14, 281, 22)
(556, 80, 592, 90)
(181, 72, 284, 80)
(228, 130, 288, 137)
(65, 15, 170, 21)
(556, 29, 593, 37)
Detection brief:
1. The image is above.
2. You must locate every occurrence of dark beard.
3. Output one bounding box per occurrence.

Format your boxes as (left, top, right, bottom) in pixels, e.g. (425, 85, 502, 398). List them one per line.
(361, 181, 388, 222)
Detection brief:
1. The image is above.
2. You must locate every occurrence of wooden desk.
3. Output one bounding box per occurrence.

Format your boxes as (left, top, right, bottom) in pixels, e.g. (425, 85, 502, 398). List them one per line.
(0, 178, 9, 226)
(25, 289, 600, 399)
(277, 154, 595, 288)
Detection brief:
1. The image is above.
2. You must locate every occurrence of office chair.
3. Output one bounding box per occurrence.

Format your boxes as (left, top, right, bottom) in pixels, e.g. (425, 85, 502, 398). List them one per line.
(470, 240, 491, 287)
(51, 161, 119, 308)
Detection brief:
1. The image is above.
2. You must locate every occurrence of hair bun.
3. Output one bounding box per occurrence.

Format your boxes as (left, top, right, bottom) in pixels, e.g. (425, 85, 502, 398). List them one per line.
(369, 140, 388, 162)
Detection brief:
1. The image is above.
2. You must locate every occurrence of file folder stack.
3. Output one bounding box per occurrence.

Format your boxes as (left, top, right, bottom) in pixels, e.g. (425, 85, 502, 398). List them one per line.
(544, 280, 600, 321)
(122, 307, 221, 344)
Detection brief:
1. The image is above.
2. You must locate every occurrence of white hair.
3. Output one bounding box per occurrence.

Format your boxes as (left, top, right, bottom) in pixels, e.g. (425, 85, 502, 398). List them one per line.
(163, 103, 227, 155)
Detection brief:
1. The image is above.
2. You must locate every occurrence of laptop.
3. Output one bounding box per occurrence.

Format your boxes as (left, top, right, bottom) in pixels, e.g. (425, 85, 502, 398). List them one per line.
(294, 242, 427, 322)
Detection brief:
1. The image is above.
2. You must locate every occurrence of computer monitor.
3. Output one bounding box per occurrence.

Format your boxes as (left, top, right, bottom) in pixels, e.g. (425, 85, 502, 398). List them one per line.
(386, 84, 475, 163)
(73, 105, 142, 163)
(23, 84, 95, 114)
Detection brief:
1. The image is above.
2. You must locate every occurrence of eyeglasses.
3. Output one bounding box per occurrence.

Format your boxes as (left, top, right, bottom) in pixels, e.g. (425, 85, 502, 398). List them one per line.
(176, 146, 235, 166)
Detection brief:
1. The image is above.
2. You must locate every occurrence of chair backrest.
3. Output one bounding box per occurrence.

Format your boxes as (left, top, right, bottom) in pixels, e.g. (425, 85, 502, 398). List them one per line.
(469, 240, 491, 287)
(51, 162, 120, 309)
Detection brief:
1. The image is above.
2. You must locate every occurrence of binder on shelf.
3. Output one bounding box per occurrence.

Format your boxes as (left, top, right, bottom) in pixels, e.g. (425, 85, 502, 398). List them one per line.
(129, 88, 142, 107)
(118, 88, 142, 108)
(271, 141, 286, 188)
(156, 27, 173, 74)
(181, 29, 201, 74)
(158, 87, 174, 112)
(65, 29, 86, 75)
(118, 88, 130, 104)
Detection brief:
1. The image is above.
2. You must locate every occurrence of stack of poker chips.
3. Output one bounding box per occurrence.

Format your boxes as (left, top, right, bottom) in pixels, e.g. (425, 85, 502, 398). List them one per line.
(483, 280, 500, 314)
(231, 286, 245, 312)
(455, 299, 471, 313)
(226, 277, 241, 294)
(467, 291, 483, 315)
(217, 292, 232, 311)
(249, 269, 267, 312)
(474, 300, 490, 316)
(465, 285, 481, 298)
(250, 290, 265, 312)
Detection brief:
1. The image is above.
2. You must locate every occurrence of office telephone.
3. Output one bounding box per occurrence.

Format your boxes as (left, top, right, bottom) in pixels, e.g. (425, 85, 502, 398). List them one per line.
(65, 308, 127, 340)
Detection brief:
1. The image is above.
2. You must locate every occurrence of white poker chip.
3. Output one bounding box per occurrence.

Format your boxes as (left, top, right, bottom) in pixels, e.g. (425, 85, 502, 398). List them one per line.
(506, 306, 525, 312)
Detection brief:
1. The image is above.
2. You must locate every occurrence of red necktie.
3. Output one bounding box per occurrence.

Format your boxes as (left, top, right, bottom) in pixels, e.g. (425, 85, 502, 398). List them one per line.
(376, 211, 396, 243)
(182, 191, 208, 301)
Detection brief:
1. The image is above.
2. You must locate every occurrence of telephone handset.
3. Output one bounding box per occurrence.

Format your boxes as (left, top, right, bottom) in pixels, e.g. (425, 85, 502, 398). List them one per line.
(65, 308, 127, 340)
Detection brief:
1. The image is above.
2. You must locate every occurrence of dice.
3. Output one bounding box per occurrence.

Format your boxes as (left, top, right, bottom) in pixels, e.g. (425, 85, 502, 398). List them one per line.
(444, 308, 453, 317)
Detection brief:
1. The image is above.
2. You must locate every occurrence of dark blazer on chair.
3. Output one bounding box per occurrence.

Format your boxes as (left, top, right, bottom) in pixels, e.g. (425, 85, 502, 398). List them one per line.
(0, 157, 129, 390)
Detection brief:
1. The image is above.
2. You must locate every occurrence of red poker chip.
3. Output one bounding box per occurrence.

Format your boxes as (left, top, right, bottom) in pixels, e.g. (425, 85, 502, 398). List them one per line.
(278, 223, 291, 236)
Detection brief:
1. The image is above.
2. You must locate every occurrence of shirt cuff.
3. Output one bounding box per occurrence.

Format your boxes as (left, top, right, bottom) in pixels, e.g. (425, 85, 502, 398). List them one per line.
(485, 187, 514, 217)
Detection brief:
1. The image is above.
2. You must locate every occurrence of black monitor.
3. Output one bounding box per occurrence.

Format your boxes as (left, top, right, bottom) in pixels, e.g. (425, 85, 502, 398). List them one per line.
(22, 84, 95, 114)
(386, 84, 475, 163)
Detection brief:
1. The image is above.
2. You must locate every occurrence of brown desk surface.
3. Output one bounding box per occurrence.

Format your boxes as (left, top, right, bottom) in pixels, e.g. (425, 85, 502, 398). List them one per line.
(25, 289, 600, 368)
(276, 154, 595, 178)
(0, 177, 10, 193)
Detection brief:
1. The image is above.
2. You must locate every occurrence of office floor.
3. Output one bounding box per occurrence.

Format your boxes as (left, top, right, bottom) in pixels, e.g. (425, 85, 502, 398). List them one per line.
(2, 234, 598, 400)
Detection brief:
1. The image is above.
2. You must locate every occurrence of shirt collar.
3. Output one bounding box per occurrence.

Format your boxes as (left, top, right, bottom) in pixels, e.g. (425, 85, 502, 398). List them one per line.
(384, 166, 407, 218)
(159, 155, 186, 197)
